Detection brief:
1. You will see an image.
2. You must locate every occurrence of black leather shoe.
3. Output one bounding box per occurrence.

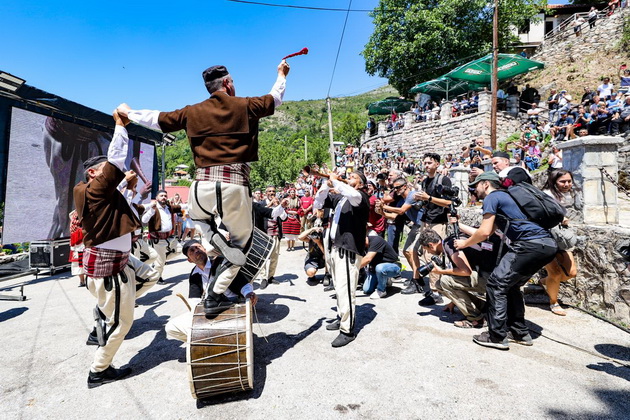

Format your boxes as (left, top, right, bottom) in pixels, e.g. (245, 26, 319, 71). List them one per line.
(331, 332, 356, 348)
(326, 319, 340, 330)
(157, 278, 165, 285)
(401, 279, 421, 295)
(260, 278, 269, 290)
(211, 232, 246, 266)
(203, 295, 235, 318)
(87, 366, 132, 389)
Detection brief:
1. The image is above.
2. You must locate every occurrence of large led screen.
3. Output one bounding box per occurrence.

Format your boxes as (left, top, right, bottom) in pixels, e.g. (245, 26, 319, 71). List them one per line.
(3, 107, 155, 244)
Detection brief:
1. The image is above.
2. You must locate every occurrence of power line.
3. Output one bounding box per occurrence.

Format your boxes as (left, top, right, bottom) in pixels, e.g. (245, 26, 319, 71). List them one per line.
(225, 0, 399, 12)
(327, 0, 353, 98)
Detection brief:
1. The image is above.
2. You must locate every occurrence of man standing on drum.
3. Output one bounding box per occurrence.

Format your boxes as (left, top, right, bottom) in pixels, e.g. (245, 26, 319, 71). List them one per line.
(166, 240, 257, 342)
(117, 60, 290, 316)
(313, 171, 369, 347)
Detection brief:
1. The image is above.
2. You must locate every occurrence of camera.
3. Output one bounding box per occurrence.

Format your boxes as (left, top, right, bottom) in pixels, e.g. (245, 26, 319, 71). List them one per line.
(469, 142, 477, 149)
(417, 255, 443, 277)
(436, 184, 462, 207)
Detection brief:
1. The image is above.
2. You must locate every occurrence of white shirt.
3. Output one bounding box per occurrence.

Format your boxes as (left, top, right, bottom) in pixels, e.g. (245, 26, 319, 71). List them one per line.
(313, 179, 362, 241)
(597, 83, 614, 98)
(127, 75, 287, 131)
(142, 203, 173, 232)
(98, 125, 132, 252)
(188, 260, 253, 306)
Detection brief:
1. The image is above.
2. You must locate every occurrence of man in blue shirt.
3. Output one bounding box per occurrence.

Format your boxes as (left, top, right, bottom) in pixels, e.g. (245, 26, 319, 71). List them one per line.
(454, 172, 557, 350)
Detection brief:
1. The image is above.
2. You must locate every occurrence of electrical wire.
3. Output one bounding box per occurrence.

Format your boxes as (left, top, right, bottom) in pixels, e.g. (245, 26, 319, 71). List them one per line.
(326, 0, 353, 99)
(226, 0, 402, 13)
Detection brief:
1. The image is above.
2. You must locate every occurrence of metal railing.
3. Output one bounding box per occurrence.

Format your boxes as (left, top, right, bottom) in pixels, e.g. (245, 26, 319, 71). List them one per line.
(543, 4, 615, 43)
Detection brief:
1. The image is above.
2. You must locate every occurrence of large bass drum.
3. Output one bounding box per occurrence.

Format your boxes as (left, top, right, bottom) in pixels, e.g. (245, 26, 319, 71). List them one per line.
(187, 300, 253, 399)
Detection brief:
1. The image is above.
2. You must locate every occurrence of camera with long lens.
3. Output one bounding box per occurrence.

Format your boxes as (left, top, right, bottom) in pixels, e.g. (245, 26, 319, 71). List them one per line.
(435, 184, 462, 207)
(417, 255, 444, 277)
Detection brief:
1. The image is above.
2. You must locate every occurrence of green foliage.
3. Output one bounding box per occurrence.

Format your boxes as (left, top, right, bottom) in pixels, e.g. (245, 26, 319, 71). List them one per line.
(174, 179, 192, 187)
(362, 0, 547, 95)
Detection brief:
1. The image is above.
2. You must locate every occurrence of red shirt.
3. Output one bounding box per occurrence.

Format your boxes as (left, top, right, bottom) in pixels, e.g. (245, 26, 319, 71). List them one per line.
(368, 195, 386, 234)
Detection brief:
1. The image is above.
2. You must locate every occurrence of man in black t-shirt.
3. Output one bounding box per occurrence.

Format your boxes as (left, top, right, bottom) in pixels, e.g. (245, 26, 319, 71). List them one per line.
(406, 153, 452, 302)
(359, 234, 401, 299)
(455, 172, 557, 350)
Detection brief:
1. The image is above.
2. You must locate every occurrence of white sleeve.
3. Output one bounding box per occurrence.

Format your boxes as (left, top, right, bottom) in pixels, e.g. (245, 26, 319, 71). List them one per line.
(240, 283, 254, 298)
(128, 109, 162, 131)
(332, 179, 362, 206)
(269, 75, 286, 108)
(108, 125, 129, 171)
(313, 183, 330, 210)
(118, 178, 128, 192)
(142, 206, 156, 224)
(271, 204, 287, 220)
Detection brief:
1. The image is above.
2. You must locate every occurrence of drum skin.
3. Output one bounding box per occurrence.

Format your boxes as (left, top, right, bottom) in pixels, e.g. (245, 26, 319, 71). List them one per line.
(187, 300, 253, 399)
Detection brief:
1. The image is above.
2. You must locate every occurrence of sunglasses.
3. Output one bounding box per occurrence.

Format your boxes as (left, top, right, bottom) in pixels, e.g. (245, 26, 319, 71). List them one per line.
(393, 185, 406, 190)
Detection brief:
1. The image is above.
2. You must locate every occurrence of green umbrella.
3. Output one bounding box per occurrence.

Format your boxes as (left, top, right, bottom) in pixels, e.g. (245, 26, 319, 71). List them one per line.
(367, 97, 414, 115)
(409, 76, 486, 100)
(445, 53, 544, 84)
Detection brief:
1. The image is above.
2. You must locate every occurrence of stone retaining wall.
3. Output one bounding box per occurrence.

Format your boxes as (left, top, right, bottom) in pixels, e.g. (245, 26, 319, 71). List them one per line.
(532, 8, 628, 66)
(362, 110, 521, 160)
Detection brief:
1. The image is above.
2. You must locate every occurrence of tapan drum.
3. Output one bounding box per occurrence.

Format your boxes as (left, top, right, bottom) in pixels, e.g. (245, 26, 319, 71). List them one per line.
(187, 300, 253, 399)
(239, 227, 274, 282)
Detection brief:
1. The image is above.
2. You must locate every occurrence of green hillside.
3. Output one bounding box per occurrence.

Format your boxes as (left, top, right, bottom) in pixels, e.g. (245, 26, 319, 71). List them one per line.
(161, 84, 399, 189)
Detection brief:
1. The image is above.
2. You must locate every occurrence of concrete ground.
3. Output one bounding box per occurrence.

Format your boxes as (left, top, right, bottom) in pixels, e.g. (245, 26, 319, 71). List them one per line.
(1, 243, 629, 420)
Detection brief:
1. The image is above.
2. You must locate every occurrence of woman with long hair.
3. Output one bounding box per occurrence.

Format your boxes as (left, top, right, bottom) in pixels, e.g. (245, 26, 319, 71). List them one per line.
(282, 188, 302, 251)
(541, 169, 580, 316)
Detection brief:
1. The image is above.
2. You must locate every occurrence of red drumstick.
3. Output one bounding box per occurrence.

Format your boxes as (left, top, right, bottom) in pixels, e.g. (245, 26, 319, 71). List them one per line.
(282, 47, 309, 60)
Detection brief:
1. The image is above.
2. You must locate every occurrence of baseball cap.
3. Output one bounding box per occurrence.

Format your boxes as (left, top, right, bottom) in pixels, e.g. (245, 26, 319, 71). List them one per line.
(469, 171, 501, 187)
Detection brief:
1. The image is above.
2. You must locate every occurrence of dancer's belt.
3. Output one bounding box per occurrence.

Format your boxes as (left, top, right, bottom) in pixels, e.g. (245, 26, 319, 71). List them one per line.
(194, 163, 250, 186)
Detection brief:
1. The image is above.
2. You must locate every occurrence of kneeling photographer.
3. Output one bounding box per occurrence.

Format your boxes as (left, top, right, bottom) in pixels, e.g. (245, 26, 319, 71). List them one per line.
(417, 226, 503, 329)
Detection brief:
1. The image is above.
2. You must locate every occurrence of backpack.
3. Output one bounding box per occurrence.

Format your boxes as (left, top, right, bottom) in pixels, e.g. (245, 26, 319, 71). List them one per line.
(504, 182, 566, 229)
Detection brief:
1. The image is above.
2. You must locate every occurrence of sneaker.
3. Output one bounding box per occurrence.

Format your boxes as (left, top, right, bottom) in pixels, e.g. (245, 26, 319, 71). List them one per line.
(401, 279, 421, 295)
(323, 274, 331, 287)
(326, 319, 340, 330)
(157, 278, 165, 285)
(507, 331, 533, 346)
(473, 331, 509, 350)
(370, 290, 387, 299)
(87, 366, 132, 389)
(418, 292, 443, 306)
(331, 332, 356, 348)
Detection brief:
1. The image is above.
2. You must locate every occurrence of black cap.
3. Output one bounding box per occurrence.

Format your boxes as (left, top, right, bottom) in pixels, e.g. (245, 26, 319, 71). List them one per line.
(182, 239, 201, 258)
(83, 155, 107, 171)
(493, 151, 510, 159)
(202, 65, 229, 85)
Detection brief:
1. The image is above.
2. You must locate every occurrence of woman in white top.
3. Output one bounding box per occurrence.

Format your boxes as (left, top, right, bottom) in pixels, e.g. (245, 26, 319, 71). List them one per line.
(541, 169, 580, 316)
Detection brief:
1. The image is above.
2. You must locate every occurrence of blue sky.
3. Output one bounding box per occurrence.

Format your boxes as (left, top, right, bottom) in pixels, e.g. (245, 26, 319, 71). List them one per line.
(1, 0, 390, 113)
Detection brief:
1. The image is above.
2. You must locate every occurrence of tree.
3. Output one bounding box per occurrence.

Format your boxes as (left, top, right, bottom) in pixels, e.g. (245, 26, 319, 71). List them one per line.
(362, 0, 547, 96)
(335, 113, 365, 147)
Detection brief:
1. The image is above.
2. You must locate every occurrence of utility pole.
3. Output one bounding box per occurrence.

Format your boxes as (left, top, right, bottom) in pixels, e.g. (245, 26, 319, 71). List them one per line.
(161, 142, 166, 190)
(491, 0, 499, 149)
(326, 97, 335, 166)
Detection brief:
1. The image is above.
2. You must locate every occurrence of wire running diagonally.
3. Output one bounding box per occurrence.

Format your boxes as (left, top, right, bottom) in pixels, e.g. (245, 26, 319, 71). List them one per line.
(327, 0, 353, 99)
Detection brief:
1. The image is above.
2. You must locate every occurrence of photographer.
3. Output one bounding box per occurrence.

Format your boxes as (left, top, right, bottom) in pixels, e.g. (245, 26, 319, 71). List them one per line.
(418, 227, 503, 329)
(379, 177, 423, 295)
(454, 172, 557, 350)
(462, 138, 493, 160)
(412, 153, 453, 304)
(297, 218, 328, 285)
